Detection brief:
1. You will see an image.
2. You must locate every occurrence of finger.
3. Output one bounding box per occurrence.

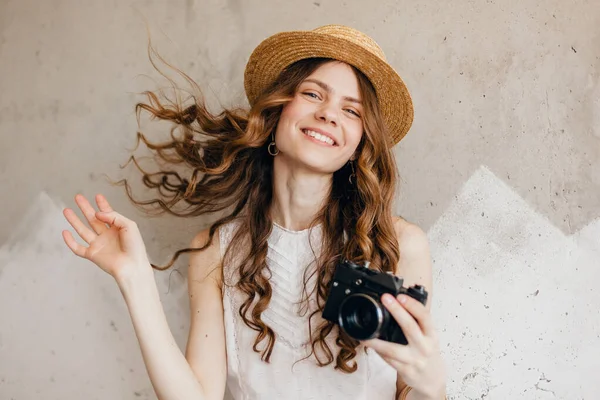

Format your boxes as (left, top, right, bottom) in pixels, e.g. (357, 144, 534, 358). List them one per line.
(398, 294, 436, 337)
(381, 355, 409, 375)
(365, 340, 418, 381)
(63, 208, 97, 244)
(95, 194, 114, 213)
(62, 230, 87, 258)
(381, 293, 427, 349)
(95, 210, 134, 230)
(75, 194, 108, 234)
(364, 338, 412, 364)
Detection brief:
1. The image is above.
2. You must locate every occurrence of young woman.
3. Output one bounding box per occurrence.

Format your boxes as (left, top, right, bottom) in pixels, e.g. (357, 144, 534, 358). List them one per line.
(62, 25, 447, 400)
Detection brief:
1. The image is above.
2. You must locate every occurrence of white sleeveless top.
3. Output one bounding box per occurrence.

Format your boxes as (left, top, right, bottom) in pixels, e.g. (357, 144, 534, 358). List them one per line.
(219, 220, 398, 400)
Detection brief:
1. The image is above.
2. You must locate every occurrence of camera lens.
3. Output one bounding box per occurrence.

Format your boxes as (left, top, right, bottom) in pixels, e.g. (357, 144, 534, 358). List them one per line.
(338, 294, 384, 340)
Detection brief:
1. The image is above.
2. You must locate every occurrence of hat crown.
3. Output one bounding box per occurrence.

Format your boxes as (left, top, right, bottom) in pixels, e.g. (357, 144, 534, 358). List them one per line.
(313, 24, 386, 61)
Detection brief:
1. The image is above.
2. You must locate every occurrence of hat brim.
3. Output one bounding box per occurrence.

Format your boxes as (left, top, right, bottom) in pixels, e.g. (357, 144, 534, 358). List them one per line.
(244, 30, 414, 146)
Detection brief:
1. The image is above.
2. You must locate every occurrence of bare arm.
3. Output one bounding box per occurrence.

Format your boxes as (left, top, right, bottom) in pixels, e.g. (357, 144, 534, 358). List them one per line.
(62, 195, 225, 400)
(391, 218, 445, 400)
(392, 218, 434, 311)
(117, 227, 226, 400)
(118, 267, 209, 400)
(184, 228, 228, 400)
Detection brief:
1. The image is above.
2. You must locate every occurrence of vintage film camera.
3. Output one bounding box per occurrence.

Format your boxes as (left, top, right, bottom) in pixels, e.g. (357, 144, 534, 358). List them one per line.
(322, 259, 428, 344)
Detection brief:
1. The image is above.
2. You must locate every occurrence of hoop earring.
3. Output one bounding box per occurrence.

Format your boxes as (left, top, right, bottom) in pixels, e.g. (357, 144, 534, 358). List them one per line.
(268, 133, 279, 156)
(268, 142, 279, 156)
(348, 160, 356, 185)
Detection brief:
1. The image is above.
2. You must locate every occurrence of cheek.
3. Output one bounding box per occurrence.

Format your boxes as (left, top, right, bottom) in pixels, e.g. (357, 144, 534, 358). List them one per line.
(276, 101, 305, 138)
(281, 98, 307, 122)
(348, 123, 364, 148)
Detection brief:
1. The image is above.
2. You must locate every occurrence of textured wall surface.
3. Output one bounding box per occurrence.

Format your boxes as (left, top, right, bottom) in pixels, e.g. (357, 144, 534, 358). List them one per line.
(0, 0, 598, 399)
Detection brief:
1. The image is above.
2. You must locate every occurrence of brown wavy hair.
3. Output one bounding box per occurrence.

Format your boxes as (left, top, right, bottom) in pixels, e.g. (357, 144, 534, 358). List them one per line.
(119, 45, 401, 373)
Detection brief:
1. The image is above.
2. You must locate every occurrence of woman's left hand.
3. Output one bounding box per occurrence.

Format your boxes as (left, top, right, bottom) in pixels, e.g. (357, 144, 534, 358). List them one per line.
(363, 293, 446, 399)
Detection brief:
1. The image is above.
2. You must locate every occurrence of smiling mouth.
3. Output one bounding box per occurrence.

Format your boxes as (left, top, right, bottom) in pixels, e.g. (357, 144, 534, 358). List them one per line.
(301, 129, 337, 146)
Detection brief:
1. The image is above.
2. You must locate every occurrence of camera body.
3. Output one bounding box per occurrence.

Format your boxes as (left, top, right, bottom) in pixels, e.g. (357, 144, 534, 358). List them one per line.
(322, 259, 428, 344)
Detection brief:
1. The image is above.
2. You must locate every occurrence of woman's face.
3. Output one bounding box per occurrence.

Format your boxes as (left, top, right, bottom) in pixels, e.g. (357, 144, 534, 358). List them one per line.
(274, 61, 365, 173)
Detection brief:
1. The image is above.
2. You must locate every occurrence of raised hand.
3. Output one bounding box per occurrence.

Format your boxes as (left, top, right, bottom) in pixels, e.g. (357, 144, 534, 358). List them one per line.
(62, 194, 152, 282)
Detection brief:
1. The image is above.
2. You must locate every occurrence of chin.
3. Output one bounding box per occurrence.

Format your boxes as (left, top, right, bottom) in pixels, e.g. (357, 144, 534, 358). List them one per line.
(290, 152, 343, 174)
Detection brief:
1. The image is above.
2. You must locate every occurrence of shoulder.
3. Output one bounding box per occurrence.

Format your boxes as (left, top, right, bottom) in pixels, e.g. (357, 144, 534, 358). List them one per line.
(188, 226, 223, 288)
(392, 216, 430, 256)
(391, 216, 433, 302)
(190, 225, 221, 250)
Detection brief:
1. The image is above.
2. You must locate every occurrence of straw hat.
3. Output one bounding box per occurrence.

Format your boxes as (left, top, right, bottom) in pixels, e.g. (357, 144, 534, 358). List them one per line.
(244, 24, 414, 146)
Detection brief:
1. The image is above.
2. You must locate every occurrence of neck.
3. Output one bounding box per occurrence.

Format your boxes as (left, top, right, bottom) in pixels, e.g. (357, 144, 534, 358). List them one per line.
(270, 156, 332, 231)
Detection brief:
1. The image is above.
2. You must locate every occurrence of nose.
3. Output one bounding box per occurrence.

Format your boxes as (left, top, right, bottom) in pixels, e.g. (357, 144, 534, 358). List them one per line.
(315, 101, 339, 126)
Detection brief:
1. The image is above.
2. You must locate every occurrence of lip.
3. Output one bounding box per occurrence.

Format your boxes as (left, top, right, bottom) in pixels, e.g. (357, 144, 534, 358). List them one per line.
(301, 127, 338, 146)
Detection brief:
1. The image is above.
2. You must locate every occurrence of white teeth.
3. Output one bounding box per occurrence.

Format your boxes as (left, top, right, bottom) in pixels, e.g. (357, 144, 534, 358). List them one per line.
(303, 129, 335, 145)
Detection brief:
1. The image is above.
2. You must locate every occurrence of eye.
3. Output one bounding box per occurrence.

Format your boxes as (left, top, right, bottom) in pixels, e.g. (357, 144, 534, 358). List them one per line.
(303, 91, 321, 100)
(344, 108, 361, 118)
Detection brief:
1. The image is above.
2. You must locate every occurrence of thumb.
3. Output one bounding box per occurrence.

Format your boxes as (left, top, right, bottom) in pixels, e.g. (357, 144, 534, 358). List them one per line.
(95, 211, 133, 229)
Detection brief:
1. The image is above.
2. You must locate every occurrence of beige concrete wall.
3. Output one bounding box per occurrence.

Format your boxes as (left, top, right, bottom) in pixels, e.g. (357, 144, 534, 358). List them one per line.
(0, 0, 598, 399)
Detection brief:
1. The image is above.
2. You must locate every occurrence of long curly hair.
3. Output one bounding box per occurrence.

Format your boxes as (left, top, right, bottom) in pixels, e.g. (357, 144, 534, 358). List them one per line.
(119, 45, 401, 373)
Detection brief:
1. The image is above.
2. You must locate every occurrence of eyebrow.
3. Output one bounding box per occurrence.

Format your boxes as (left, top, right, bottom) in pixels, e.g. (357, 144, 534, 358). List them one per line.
(302, 78, 362, 104)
